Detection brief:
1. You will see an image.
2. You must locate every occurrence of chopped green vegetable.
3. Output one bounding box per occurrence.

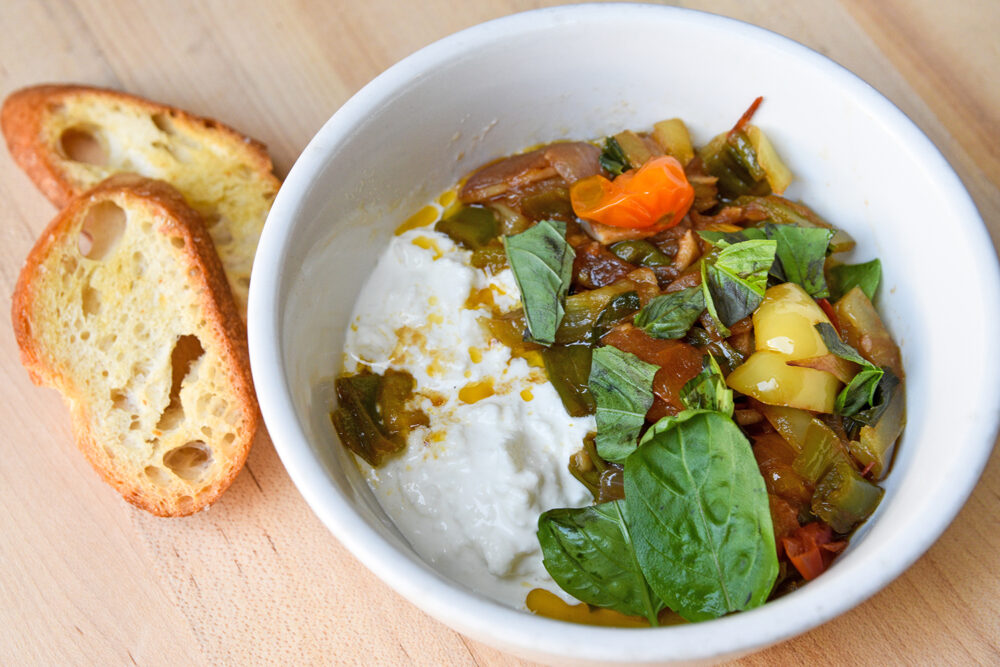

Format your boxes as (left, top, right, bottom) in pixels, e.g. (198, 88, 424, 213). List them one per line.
(503, 219, 574, 346)
(851, 377, 905, 479)
(652, 118, 695, 165)
(434, 205, 499, 249)
(680, 355, 733, 416)
(633, 286, 706, 340)
(684, 326, 746, 374)
(331, 370, 426, 468)
(699, 132, 771, 198)
(701, 239, 777, 335)
(811, 459, 884, 533)
(599, 136, 629, 176)
(609, 240, 672, 267)
(727, 130, 766, 181)
(790, 417, 847, 485)
(625, 410, 778, 621)
(591, 291, 641, 342)
(568, 433, 605, 499)
(541, 345, 596, 417)
(768, 224, 834, 298)
(828, 259, 881, 301)
(557, 282, 638, 346)
(538, 501, 664, 625)
(589, 346, 658, 463)
(521, 187, 574, 222)
(613, 130, 654, 169)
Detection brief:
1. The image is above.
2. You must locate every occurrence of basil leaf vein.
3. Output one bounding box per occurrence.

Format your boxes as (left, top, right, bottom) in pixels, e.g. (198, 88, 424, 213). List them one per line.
(633, 286, 706, 339)
(589, 346, 658, 463)
(538, 501, 664, 625)
(625, 411, 778, 621)
(503, 220, 574, 346)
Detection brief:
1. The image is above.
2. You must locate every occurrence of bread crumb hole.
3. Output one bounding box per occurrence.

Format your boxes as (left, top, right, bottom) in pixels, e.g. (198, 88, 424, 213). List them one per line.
(171, 236, 185, 248)
(82, 284, 101, 316)
(144, 466, 171, 486)
(156, 335, 205, 432)
(201, 426, 212, 438)
(222, 432, 235, 445)
(80, 201, 126, 261)
(151, 113, 175, 134)
(163, 442, 213, 481)
(60, 126, 108, 166)
(80, 330, 91, 341)
(110, 390, 130, 411)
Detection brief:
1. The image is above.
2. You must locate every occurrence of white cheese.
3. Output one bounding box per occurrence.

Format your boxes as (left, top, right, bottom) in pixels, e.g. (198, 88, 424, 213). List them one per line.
(342, 227, 593, 608)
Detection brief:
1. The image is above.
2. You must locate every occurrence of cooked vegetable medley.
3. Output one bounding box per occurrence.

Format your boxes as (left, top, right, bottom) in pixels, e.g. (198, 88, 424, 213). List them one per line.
(332, 98, 905, 625)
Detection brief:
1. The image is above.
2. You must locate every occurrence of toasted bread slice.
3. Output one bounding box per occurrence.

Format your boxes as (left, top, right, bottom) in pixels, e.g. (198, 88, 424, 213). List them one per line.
(12, 175, 258, 516)
(2, 84, 281, 320)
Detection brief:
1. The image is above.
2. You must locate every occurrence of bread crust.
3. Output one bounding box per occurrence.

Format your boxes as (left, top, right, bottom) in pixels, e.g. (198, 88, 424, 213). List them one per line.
(11, 175, 259, 516)
(1, 84, 276, 208)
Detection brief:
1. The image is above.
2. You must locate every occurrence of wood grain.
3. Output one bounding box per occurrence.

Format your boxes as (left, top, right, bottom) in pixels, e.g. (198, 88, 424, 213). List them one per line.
(1, 1, 997, 665)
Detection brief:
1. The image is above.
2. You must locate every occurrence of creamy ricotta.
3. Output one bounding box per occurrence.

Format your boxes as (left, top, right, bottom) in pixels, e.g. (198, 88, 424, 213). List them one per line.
(342, 227, 593, 607)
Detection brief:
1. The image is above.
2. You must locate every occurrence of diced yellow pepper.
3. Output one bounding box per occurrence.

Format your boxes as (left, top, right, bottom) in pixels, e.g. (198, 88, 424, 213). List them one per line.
(727, 350, 840, 413)
(754, 282, 832, 361)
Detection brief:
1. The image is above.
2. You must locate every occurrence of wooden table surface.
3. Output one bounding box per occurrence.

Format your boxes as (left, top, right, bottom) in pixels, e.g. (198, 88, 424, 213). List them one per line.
(2, 1, 998, 664)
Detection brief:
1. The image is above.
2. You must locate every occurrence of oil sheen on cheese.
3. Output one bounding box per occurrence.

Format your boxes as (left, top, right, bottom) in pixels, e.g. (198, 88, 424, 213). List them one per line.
(342, 228, 593, 608)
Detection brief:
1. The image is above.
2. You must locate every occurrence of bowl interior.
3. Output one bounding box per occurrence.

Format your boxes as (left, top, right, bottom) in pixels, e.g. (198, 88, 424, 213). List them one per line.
(250, 5, 1000, 663)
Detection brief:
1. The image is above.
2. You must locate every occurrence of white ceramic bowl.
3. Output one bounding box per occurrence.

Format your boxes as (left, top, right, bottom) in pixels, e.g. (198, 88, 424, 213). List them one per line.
(248, 4, 1000, 664)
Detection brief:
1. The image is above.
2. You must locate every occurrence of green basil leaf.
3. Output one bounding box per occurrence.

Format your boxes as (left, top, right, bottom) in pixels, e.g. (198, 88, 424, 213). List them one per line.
(625, 411, 778, 621)
(843, 368, 901, 436)
(503, 220, 574, 346)
(538, 501, 664, 625)
(828, 259, 881, 301)
(599, 137, 629, 176)
(836, 367, 883, 415)
(680, 355, 734, 416)
(814, 322, 871, 366)
(633, 286, 706, 339)
(814, 322, 886, 417)
(589, 346, 658, 463)
(701, 239, 777, 335)
(766, 223, 834, 298)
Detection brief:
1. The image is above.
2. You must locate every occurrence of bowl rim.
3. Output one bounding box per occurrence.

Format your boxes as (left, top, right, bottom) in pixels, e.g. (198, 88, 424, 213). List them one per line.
(248, 3, 1000, 662)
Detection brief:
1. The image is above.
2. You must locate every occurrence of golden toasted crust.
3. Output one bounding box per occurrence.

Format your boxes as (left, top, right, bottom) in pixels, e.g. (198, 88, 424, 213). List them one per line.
(12, 175, 258, 516)
(2, 84, 281, 320)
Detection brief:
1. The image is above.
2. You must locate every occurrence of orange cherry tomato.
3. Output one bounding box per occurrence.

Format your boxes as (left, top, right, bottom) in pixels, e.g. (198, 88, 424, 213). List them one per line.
(570, 155, 695, 229)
